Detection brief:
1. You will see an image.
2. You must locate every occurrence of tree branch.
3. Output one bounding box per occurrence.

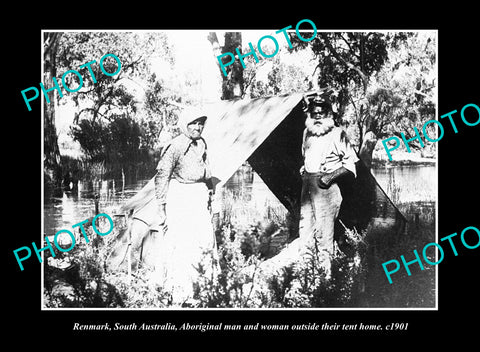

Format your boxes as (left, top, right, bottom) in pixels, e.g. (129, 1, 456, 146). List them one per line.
(320, 33, 369, 92)
(77, 107, 107, 121)
(339, 33, 359, 59)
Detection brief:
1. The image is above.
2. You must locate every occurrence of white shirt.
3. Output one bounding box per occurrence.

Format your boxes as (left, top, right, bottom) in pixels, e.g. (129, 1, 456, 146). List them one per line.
(302, 127, 358, 177)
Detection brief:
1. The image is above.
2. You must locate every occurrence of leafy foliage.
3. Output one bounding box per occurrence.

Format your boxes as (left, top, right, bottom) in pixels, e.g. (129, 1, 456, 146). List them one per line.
(245, 54, 314, 98)
(190, 222, 368, 308)
(55, 32, 177, 165)
(69, 114, 148, 165)
(261, 227, 368, 308)
(258, 31, 437, 157)
(43, 209, 434, 309)
(43, 221, 124, 308)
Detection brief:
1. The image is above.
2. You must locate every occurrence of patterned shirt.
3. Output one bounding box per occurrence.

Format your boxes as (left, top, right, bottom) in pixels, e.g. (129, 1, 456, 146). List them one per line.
(302, 127, 358, 177)
(155, 134, 212, 204)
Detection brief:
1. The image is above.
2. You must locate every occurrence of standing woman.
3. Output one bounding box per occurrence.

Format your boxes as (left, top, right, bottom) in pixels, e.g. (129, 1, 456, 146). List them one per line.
(153, 107, 218, 305)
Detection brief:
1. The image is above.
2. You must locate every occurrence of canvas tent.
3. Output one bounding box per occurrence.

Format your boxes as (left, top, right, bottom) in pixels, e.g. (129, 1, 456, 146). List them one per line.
(204, 92, 405, 236)
(116, 92, 406, 264)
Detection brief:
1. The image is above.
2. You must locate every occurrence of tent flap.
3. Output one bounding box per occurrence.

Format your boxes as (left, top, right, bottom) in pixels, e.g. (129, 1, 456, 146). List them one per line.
(203, 93, 304, 187)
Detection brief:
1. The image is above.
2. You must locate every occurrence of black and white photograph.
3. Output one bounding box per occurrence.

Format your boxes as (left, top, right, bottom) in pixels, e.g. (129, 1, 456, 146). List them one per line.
(6, 7, 479, 342)
(40, 29, 437, 309)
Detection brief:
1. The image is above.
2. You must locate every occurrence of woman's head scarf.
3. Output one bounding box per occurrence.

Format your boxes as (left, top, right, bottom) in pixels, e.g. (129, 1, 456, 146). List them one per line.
(177, 107, 207, 138)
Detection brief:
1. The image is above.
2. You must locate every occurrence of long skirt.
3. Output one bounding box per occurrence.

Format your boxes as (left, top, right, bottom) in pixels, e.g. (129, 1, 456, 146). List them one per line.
(154, 180, 218, 304)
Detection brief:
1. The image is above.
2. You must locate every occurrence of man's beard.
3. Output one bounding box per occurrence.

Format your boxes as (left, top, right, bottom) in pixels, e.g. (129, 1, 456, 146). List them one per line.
(305, 116, 335, 136)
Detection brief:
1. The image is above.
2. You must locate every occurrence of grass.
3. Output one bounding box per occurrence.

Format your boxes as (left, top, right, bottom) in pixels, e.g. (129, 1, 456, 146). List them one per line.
(362, 217, 435, 307)
(43, 203, 435, 309)
(43, 165, 436, 309)
(368, 201, 436, 307)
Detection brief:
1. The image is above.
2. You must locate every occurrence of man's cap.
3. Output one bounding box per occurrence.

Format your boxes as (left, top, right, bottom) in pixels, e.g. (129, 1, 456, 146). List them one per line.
(304, 88, 335, 112)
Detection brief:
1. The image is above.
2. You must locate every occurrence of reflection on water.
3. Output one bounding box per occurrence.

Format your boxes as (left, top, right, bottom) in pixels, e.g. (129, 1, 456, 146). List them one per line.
(372, 164, 436, 226)
(371, 164, 437, 204)
(43, 163, 437, 235)
(43, 178, 150, 235)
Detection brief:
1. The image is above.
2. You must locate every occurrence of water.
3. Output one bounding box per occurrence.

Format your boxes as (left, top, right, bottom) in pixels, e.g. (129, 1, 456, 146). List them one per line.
(43, 164, 437, 235)
(371, 164, 437, 204)
(371, 164, 437, 225)
(43, 178, 150, 235)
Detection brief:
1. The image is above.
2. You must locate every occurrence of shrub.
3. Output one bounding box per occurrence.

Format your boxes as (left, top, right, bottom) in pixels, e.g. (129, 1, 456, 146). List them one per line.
(192, 224, 264, 308)
(192, 222, 368, 308)
(42, 213, 373, 309)
(260, 226, 368, 308)
(69, 115, 149, 165)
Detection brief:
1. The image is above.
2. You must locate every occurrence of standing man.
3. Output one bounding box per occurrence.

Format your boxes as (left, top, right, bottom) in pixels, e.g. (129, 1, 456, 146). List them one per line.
(299, 92, 359, 276)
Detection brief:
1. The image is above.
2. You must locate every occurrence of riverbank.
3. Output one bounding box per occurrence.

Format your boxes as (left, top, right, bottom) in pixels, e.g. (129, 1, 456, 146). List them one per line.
(372, 150, 436, 167)
(43, 195, 436, 308)
(372, 158, 436, 167)
(43, 162, 436, 308)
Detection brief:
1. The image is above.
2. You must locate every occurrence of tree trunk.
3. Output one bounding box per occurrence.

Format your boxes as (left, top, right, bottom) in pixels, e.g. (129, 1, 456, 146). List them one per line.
(358, 131, 378, 169)
(208, 31, 244, 100)
(43, 33, 62, 195)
